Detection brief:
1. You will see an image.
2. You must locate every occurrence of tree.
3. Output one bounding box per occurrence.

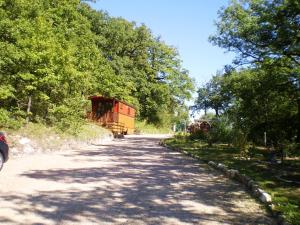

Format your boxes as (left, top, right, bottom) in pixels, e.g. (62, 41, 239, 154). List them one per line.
(210, 0, 300, 142)
(0, 0, 195, 130)
(210, 0, 300, 65)
(222, 67, 298, 145)
(82, 5, 195, 125)
(193, 74, 230, 117)
(192, 85, 210, 115)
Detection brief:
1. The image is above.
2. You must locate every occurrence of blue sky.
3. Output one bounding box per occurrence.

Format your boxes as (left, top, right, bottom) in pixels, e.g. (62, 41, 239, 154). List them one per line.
(89, 0, 235, 87)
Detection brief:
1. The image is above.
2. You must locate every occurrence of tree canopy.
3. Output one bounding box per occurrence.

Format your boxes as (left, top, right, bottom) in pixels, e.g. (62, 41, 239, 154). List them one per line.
(193, 0, 300, 144)
(209, 0, 300, 65)
(0, 0, 195, 131)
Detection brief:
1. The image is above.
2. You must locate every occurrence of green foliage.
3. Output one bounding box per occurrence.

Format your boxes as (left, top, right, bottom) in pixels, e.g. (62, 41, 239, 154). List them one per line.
(75, 123, 111, 141)
(210, 0, 300, 66)
(170, 0, 300, 222)
(173, 132, 188, 140)
(192, 74, 230, 116)
(0, 0, 194, 130)
(209, 115, 234, 144)
(134, 120, 172, 134)
(189, 129, 208, 141)
(164, 138, 300, 225)
(227, 68, 298, 144)
(209, 0, 300, 144)
(284, 142, 300, 157)
(48, 97, 88, 135)
(189, 115, 234, 144)
(188, 2, 300, 222)
(9, 122, 111, 153)
(231, 129, 248, 153)
(0, 108, 24, 129)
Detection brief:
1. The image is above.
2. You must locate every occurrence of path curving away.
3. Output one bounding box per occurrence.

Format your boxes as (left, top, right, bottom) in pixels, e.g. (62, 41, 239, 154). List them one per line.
(0, 135, 275, 225)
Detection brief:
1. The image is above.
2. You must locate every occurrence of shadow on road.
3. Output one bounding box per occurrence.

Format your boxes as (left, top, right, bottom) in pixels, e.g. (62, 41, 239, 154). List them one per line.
(0, 136, 274, 224)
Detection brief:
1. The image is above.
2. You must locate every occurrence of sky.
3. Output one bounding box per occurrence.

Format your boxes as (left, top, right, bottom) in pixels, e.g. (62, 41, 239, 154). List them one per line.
(89, 0, 235, 88)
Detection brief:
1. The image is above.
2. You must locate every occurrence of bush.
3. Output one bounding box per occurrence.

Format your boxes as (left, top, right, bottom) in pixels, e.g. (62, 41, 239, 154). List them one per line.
(209, 115, 234, 143)
(174, 132, 187, 139)
(135, 120, 172, 134)
(48, 98, 88, 135)
(0, 108, 25, 129)
(284, 142, 300, 157)
(232, 129, 248, 154)
(189, 129, 208, 141)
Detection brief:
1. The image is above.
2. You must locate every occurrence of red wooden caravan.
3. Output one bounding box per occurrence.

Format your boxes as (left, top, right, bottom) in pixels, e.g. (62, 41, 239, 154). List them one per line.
(88, 96, 136, 135)
(188, 120, 211, 133)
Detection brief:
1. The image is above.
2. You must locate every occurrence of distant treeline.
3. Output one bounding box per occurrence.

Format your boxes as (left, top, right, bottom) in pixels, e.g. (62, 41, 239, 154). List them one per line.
(0, 0, 194, 131)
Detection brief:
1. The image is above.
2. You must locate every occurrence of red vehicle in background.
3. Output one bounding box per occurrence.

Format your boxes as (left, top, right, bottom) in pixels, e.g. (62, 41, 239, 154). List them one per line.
(0, 132, 9, 171)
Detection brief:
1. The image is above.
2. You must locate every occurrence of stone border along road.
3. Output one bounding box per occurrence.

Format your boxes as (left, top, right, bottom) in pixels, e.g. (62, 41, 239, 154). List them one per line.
(0, 135, 275, 225)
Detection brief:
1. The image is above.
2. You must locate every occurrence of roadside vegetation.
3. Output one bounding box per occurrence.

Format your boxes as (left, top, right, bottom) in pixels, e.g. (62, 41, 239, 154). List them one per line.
(164, 134, 299, 225)
(0, 0, 193, 135)
(1, 0, 299, 222)
(6, 122, 111, 155)
(134, 120, 173, 134)
(169, 0, 300, 224)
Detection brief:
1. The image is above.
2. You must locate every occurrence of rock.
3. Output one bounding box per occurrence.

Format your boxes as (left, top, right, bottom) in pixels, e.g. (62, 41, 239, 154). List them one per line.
(244, 175, 251, 183)
(217, 163, 226, 171)
(235, 173, 244, 182)
(257, 188, 265, 194)
(225, 169, 231, 176)
(252, 186, 261, 197)
(247, 180, 255, 189)
(10, 147, 18, 152)
(270, 204, 276, 211)
(23, 145, 35, 154)
(91, 135, 114, 145)
(239, 174, 249, 184)
(19, 137, 31, 145)
(252, 184, 259, 191)
(266, 203, 275, 212)
(208, 161, 217, 168)
(259, 192, 272, 203)
(228, 169, 239, 178)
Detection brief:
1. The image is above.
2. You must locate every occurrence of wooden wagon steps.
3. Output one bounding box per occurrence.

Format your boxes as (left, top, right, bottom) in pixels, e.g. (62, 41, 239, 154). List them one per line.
(105, 122, 128, 135)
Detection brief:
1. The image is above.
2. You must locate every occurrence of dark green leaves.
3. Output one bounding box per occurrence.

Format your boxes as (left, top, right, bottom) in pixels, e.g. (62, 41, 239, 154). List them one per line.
(0, 0, 194, 130)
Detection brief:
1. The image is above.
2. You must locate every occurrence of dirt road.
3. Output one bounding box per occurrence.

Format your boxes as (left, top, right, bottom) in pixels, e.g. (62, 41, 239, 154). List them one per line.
(0, 135, 274, 225)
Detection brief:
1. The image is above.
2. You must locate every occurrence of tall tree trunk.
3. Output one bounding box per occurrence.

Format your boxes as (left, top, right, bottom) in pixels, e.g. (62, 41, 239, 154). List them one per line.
(26, 95, 32, 124)
(204, 101, 208, 115)
(215, 108, 219, 117)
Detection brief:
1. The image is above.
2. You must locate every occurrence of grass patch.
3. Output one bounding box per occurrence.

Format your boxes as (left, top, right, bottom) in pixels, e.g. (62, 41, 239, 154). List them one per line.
(135, 120, 173, 134)
(5, 122, 111, 152)
(164, 136, 300, 225)
(75, 123, 111, 141)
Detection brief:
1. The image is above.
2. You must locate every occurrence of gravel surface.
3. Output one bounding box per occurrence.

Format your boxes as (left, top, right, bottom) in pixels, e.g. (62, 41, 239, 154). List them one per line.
(0, 135, 275, 225)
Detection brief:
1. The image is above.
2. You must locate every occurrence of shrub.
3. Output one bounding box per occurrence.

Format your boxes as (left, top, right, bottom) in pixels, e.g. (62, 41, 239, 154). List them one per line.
(284, 142, 300, 157)
(48, 98, 88, 135)
(189, 129, 208, 141)
(0, 108, 25, 129)
(209, 115, 234, 143)
(135, 120, 172, 134)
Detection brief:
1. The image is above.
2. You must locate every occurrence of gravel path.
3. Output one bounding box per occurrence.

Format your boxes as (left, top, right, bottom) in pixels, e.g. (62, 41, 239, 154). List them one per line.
(0, 135, 275, 225)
